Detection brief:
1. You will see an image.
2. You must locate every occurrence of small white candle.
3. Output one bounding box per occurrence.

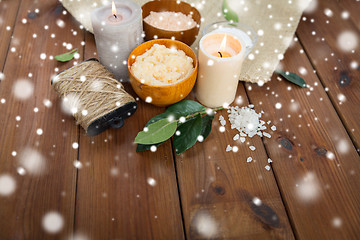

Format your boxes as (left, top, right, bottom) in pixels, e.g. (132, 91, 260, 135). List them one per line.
(91, 0, 143, 81)
(196, 32, 245, 107)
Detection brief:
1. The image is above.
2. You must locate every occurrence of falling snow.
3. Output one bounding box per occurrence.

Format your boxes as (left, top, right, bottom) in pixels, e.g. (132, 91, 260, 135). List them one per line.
(337, 31, 358, 52)
(56, 19, 65, 28)
(253, 197, 262, 206)
(193, 211, 218, 238)
(42, 212, 64, 234)
(332, 217, 343, 228)
(12, 79, 34, 100)
(296, 172, 320, 202)
(0, 174, 16, 196)
(73, 160, 83, 169)
(17, 147, 46, 175)
(0, 0, 356, 236)
(72, 142, 79, 149)
(147, 177, 157, 186)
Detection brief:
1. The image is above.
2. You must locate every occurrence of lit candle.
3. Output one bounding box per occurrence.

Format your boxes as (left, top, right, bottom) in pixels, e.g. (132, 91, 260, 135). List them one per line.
(91, 0, 143, 82)
(196, 32, 245, 107)
(212, 35, 232, 58)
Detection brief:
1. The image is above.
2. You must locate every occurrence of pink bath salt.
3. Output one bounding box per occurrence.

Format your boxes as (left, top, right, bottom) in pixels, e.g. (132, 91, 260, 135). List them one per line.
(144, 11, 197, 31)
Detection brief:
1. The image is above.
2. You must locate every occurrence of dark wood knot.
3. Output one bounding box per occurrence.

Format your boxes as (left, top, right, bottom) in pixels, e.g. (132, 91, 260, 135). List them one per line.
(238, 189, 281, 228)
(277, 137, 293, 151)
(54, 4, 64, 15)
(339, 72, 351, 87)
(27, 12, 37, 19)
(315, 147, 327, 156)
(249, 200, 280, 228)
(211, 183, 226, 195)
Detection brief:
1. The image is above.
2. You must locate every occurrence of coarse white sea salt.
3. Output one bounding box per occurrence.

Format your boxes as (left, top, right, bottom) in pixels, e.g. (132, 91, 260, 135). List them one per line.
(233, 134, 239, 141)
(226, 105, 275, 141)
(219, 105, 277, 171)
(226, 145, 232, 152)
(219, 115, 226, 126)
(263, 132, 271, 138)
(144, 11, 197, 31)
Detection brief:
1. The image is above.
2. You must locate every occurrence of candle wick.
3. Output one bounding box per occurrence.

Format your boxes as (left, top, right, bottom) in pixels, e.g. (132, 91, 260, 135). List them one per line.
(218, 52, 223, 58)
(113, 14, 117, 19)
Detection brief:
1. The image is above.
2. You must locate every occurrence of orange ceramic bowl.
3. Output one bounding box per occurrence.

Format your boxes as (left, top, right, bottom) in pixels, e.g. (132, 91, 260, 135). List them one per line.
(142, 0, 201, 46)
(128, 39, 198, 107)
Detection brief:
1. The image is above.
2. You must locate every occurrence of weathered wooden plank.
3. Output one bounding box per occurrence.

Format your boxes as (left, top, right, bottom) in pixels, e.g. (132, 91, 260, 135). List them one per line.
(74, 32, 185, 239)
(0, 0, 21, 70)
(338, 0, 360, 29)
(0, 1, 83, 239)
(297, 0, 360, 149)
(175, 90, 295, 239)
(245, 41, 360, 239)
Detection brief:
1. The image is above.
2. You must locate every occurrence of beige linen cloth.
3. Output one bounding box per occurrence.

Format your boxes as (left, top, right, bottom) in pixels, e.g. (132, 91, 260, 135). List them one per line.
(60, 0, 311, 83)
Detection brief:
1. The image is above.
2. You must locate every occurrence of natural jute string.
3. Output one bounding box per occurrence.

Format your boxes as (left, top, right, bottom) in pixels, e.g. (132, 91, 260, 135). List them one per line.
(52, 60, 135, 132)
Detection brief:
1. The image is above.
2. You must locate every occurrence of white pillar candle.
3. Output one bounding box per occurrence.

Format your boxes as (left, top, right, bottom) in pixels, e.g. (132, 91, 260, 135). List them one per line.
(91, 0, 143, 82)
(196, 32, 245, 108)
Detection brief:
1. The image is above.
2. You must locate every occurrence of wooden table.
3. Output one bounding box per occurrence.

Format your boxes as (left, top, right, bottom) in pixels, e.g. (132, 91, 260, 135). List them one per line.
(0, 0, 359, 239)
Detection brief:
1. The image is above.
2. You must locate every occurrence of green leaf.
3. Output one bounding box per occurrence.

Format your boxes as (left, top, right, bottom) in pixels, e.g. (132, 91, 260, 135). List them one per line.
(136, 100, 210, 153)
(136, 141, 165, 152)
(145, 112, 171, 127)
(144, 100, 206, 127)
(222, 0, 239, 23)
(275, 70, 307, 88)
(173, 115, 202, 155)
(166, 100, 206, 119)
(200, 115, 214, 141)
(134, 118, 177, 145)
(55, 49, 78, 62)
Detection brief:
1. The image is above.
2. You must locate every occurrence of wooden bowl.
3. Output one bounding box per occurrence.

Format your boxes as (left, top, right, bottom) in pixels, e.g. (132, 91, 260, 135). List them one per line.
(142, 0, 201, 46)
(128, 39, 198, 107)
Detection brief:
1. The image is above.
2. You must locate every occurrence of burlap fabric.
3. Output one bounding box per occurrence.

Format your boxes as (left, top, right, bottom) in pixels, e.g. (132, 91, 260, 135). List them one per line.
(60, 0, 311, 83)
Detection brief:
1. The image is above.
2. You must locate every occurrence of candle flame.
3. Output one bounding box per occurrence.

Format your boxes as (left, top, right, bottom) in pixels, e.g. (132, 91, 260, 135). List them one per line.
(219, 34, 227, 53)
(112, 1, 117, 17)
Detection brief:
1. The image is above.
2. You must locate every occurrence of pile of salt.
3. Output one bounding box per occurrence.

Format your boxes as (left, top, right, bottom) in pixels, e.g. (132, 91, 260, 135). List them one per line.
(220, 105, 277, 171)
(144, 11, 197, 31)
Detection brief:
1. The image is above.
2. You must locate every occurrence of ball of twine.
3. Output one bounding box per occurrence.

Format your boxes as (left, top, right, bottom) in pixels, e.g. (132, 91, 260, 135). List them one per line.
(52, 60, 135, 132)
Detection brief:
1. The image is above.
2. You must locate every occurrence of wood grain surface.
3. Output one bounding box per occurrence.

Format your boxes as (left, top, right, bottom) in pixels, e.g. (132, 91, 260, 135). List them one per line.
(0, 0, 359, 239)
(297, 0, 360, 150)
(73, 32, 185, 239)
(0, 0, 82, 239)
(337, 0, 360, 29)
(0, 0, 21, 70)
(175, 89, 295, 239)
(245, 41, 360, 239)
